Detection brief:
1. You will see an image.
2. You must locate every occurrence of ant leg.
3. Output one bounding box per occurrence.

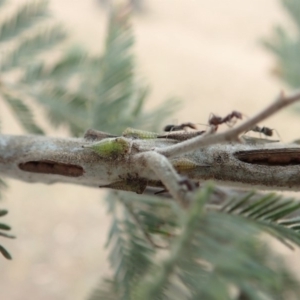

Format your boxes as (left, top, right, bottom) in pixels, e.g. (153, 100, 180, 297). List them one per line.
(273, 129, 281, 141)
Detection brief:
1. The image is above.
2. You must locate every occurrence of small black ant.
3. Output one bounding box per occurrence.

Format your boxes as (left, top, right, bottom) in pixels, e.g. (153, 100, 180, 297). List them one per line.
(163, 111, 243, 134)
(164, 122, 197, 132)
(251, 125, 274, 137)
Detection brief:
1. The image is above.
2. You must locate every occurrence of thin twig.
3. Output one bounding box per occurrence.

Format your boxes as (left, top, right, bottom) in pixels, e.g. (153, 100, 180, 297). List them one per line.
(134, 151, 193, 208)
(157, 90, 300, 158)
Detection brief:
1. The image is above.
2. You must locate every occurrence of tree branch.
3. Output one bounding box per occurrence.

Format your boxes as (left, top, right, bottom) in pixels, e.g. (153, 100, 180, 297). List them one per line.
(1, 133, 300, 192)
(0, 134, 114, 187)
(1, 91, 300, 194)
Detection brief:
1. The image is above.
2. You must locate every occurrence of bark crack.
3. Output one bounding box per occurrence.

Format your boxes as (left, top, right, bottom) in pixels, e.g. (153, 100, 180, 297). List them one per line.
(18, 160, 84, 177)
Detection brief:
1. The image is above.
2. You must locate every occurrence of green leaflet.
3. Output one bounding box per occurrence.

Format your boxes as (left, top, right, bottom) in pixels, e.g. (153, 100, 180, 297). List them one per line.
(98, 185, 300, 300)
(0, 178, 7, 201)
(0, 1, 48, 43)
(133, 184, 213, 300)
(103, 192, 155, 300)
(282, 0, 300, 32)
(0, 0, 68, 134)
(1, 92, 44, 134)
(1, 26, 66, 71)
(221, 191, 300, 248)
(88, 279, 119, 300)
(0, 245, 12, 260)
(34, 87, 90, 136)
(22, 47, 88, 84)
(1, 0, 176, 137)
(130, 185, 300, 300)
(0, 209, 15, 260)
(263, 0, 300, 88)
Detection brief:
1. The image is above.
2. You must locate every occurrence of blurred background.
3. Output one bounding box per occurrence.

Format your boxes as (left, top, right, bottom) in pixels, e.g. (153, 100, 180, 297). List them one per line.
(1, 0, 300, 299)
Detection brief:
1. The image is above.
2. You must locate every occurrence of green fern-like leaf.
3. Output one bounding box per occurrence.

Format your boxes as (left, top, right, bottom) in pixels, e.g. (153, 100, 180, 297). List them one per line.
(263, 26, 300, 88)
(0, 0, 70, 135)
(0, 103, 7, 202)
(0, 245, 11, 260)
(118, 192, 178, 239)
(88, 279, 120, 300)
(282, 0, 300, 31)
(133, 185, 212, 300)
(20, 4, 177, 137)
(0, 209, 15, 260)
(1, 91, 44, 134)
(0, 1, 48, 43)
(35, 86, 90, 136)
(263, 0, 300, 88)
(133, 185, 300, 300)
(22, 46, 88, 84)
(83, 7, 178, 135)
(1, 25, 66, 71)
(89, 8, 136, 133)
(0, 178, 7, 201)
(221, 191, 300, 248)
(104, 192, 155, 300)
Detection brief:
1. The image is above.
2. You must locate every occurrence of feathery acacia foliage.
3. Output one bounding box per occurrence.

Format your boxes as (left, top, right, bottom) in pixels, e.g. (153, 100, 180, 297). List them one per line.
(1, 91, 44, 134)
(263, 0, 300, 89)
(1, 25, 66, 71)
(0, 1, 177, 136)
(0, 0, 64, 134)
(0, 1, 48, 43)
(0, 178, 7, 201)
(0, 208, 15, 260)
(104, 192, 155, 300)
(91, 186, 300, 300)
(0, 47, 12, 258)
(1, 0, 300, 298)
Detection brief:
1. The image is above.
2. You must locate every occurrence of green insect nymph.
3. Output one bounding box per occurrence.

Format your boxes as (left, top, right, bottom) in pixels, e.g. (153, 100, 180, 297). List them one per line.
(83, 137, 131, 159)
(122, 127, 159, 139)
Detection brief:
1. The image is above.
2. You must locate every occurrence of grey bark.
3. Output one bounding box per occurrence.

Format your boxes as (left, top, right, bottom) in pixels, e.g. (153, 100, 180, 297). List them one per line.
(1, 134, 300, 192)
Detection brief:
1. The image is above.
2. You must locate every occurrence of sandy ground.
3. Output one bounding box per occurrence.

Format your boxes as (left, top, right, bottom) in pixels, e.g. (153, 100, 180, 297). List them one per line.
(1, 0, 300, 299)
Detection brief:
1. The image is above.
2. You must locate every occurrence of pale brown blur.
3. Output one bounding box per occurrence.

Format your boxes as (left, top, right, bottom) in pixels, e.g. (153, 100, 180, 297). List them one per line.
(1, 1, 300, 299)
